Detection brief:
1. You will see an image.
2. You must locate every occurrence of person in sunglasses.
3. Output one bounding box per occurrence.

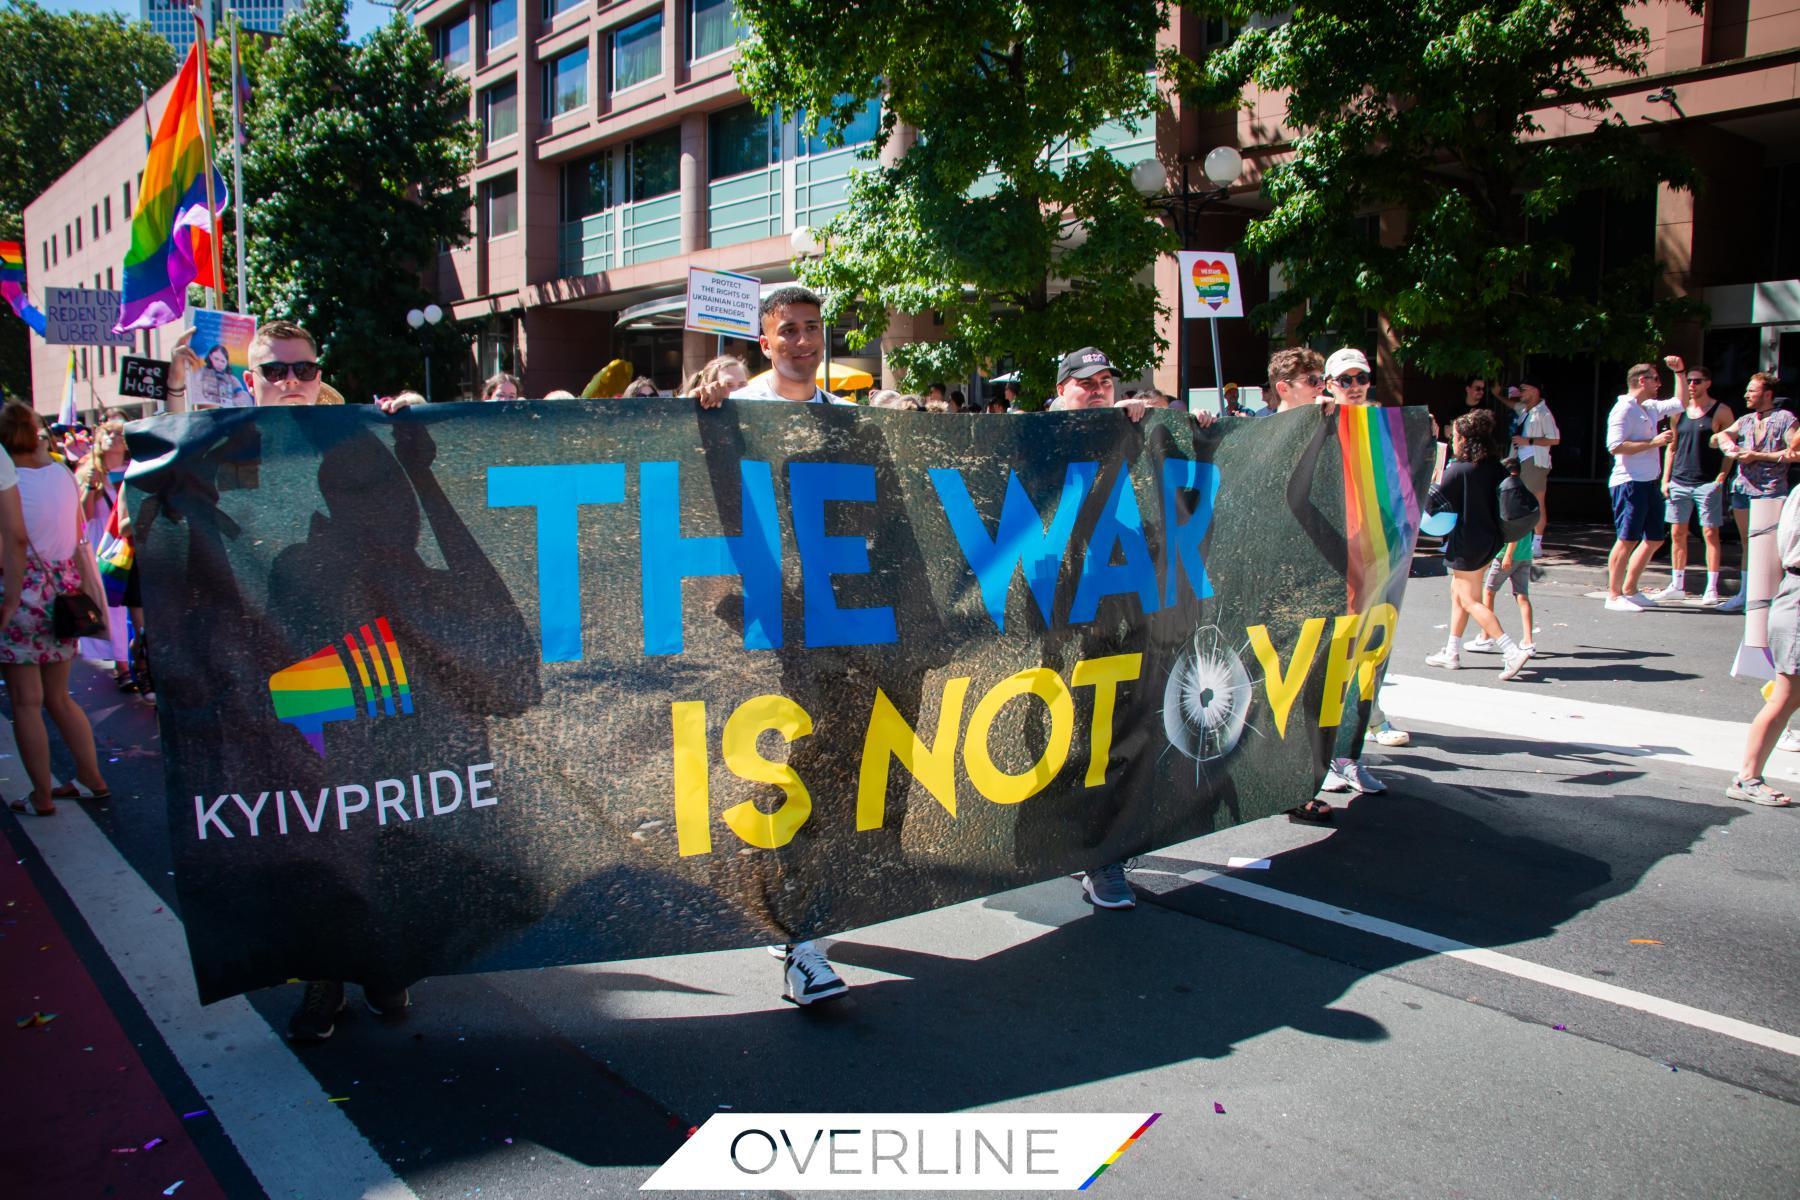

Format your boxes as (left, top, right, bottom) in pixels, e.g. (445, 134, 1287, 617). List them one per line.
(168, 321, 350, 410)
(1268, 347, 1326, 412)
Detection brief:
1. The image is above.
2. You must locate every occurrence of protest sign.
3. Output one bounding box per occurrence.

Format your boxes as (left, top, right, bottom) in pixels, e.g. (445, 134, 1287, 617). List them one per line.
(187, 308, 257, 408)
(1176, 251, 1244, 320)
(44, 287, 135, 346)
(126, 401, 1430, 1002)
(685, 266, 762, 339)
(119, 356, 171, 403)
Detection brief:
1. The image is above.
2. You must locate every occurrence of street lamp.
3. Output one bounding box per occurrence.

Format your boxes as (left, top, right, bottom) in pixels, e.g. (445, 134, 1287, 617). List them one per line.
(407, 303, 445, 401)
(789, 224, 830, 389)
(1133, 146, 1244, 405)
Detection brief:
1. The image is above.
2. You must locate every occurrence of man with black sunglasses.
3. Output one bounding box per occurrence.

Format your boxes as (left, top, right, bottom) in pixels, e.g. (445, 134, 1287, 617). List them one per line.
(168, 320, 344, 410)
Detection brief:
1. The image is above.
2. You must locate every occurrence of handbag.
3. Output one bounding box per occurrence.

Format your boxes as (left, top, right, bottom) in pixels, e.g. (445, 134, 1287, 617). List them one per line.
(22, 475, 109, 640)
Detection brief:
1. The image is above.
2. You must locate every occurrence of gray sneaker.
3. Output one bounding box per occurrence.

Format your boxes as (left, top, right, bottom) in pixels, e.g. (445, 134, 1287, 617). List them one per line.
(1082, 862, 1136, 909)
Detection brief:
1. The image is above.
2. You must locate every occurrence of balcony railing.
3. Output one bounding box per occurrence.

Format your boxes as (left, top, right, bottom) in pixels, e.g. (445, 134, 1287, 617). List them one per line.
(706, 164, 783, 250)
(558, 210, 615, 278)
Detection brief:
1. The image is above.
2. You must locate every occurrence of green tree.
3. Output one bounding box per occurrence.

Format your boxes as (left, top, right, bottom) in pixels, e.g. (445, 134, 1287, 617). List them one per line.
(1190, 1, 1704, 378)
(238, 0, 475, 399)
(734, 0, 1183, 404)
(0, 0, 174, 400)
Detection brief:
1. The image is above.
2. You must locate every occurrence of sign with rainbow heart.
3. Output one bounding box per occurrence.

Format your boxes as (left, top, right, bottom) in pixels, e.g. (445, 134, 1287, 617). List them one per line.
(1177, 250, 1244, 319)
(125, 400, 1430, 1003)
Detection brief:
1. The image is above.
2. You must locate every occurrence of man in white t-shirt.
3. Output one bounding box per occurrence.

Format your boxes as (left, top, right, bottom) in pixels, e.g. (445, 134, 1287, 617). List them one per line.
(1602, 360, 1682, 611)
(1507, 380, 1559, 565)
(723, 286, 851, 408)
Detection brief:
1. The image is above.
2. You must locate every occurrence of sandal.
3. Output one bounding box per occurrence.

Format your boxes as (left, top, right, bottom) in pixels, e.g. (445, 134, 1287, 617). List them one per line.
(1726, 777, 1794, 807)
(8, 795, 55, 817)
(1287, 798, 1335, 826)
(50, 781, 112, 802)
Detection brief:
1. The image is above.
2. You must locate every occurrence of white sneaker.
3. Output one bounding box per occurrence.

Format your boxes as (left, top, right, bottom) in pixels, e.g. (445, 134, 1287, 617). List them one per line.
(1697, 590, 1721, 607)
(1464, 634, 1497, 653)
(1646, 583, 1684, 602)
(1779, 730, 1800, 753)
(1520, 643, 1537, 658)
(1498, 647, 1531, 681)
(1343, 759, 1386, 794)
(782, 941, 848, 1006)
(1321, 759, 1356, 792)
(1604, 596, 1644, 612)
(1719, 592, 1745, 613)
(1372, 723, 1410, 747)
(1425, 649, 1461, 670)
(1626, 591, 1658, 607)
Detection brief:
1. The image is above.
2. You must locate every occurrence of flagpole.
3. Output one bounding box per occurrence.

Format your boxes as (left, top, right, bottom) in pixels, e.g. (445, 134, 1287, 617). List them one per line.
(191, 4, 226, 312)
(229, 5, 247, 315)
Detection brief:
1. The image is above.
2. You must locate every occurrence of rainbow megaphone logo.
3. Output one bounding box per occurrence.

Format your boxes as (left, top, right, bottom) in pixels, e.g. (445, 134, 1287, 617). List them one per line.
(268, 617, 415, 756)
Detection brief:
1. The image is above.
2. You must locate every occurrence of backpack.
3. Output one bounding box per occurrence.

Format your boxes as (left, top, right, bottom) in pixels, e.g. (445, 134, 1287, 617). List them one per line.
(1497, 473, 1541, 543)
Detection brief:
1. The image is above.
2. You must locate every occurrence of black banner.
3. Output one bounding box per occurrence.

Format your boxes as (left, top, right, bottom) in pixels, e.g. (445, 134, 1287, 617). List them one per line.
(125, 400, 1431, 1003)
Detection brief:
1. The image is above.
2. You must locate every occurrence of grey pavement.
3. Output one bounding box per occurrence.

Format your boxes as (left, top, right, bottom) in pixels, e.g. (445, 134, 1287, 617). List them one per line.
(6, 530, 1799, 1200)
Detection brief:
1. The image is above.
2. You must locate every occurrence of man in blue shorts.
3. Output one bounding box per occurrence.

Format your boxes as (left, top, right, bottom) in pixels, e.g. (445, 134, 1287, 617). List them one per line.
(1603, 360, 1682, 612)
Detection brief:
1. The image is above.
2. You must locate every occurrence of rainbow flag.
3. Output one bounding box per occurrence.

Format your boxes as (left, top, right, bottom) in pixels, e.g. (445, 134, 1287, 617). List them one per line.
(58, 351, 78, 426)
(0, 240, 47, 336)
(1338, 403, 1421, 610)
(115, 43, 229, 333)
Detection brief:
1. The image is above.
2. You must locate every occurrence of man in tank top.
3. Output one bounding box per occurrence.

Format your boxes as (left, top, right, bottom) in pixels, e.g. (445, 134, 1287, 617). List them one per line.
(1653, 364, 1735, 605)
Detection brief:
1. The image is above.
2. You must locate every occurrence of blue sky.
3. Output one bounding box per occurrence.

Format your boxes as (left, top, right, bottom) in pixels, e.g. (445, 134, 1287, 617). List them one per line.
(46, 1, 392, 41)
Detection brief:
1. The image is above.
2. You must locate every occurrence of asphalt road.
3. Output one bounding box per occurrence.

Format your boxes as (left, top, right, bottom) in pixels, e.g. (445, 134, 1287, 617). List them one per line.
(4, 547, 1797, 1200)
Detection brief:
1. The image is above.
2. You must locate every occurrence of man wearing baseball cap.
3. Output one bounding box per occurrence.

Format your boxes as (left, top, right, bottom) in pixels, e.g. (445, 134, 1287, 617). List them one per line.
(1044, 345, 1213, 909)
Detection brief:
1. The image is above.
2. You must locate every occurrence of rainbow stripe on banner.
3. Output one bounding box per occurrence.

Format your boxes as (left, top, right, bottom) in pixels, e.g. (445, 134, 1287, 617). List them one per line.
(1338, 403, 1421, 610)
(1078, 1112, 1160, 1190)
(116, 42, 228, 333)
(268, 618, 415, 756)
(0, 240, 47, 336)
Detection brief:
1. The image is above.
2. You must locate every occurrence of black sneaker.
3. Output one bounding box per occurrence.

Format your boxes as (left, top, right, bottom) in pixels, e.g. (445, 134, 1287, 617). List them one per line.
(287, 980, 346, 1042)
(364, 985, 411, 1019)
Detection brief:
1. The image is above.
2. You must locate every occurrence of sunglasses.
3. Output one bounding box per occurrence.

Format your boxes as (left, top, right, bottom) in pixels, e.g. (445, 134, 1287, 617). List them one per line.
(1284, 374, 1324, 388)
(256, 360, 321, 382)
(1685, 376, 1708, 384)
(1333, 372, 1372, 386)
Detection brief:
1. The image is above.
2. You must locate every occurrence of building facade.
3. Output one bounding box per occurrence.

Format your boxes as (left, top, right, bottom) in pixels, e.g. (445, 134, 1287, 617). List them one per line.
(142, 0, 303, 59)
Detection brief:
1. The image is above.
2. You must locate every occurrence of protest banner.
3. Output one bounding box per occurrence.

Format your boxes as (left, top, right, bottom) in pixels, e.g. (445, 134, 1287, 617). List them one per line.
(44, 287, 135, 346)
(125, 401, 1430, 1002)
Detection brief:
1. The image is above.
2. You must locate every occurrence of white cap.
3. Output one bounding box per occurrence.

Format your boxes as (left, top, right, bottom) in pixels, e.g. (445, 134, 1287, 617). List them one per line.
(1324, 348, 1371, 377)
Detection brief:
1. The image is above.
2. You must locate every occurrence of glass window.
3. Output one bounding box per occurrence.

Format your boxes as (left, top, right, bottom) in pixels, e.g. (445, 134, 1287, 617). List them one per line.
(611, 13, 662, 92)
(801, 95, 880, 155)
(562, 150, 613, 220)
(487, 174, 519, 236)
(483, 79, 518, 144)
(629, 127, 680, 201)
(487, 0, 516, 51)
(438, 17, 470, 67)
(708, 104, 773, 178)
(544, 0, 581, 18)
(104, 195, 111, 232)
(123, 181, 131, 217)
(544, 46, 589, 118)
(689, 0, 743, 61)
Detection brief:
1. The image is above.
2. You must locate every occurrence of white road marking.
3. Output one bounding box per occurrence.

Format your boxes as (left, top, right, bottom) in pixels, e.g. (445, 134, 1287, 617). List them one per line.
(1379, 672, 1795, 785)
(1154, 866, 1800, 1059)
(0, 724, 416, 1200)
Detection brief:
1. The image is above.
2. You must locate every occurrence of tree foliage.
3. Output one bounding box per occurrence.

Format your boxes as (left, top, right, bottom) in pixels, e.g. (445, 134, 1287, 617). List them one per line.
(1190, 1, 1705, 378)
(0, 0, 175, 400)
(235, 0, 475, 399)
(735, 0, 1183, 403)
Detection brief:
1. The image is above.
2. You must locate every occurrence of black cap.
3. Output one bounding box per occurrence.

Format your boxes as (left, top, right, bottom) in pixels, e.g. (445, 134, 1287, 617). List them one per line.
(1057, 347, 1114, 384)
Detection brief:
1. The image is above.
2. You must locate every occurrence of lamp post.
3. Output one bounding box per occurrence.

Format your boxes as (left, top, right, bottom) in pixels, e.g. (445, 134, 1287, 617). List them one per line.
(406, 303, 444, 400)
(789, 224, 829, 390)
(1132, 146, 1244, 406)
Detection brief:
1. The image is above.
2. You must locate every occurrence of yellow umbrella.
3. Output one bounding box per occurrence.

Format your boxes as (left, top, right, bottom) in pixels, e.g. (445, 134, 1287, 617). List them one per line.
(749, 364, 875, 393)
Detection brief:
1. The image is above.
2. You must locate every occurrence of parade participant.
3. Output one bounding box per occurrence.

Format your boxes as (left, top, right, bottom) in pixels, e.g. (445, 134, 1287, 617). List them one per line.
(1654, 364, 1734, 605)
(0, 401, 112, 818)
(1715, 372, 1799, 614)
(1268, 347, 1325, 412)
(681, 355, 749, 397)
(1508, 380, 1558, 565)
(1424, 412, 1532, 680)
(76, 416, 135, 688)
(482, 373, 521, 402)
(1603, 360, 1682, 611)
(1316, 348, 1413, 785)
(1727, 480, 1800, 807)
